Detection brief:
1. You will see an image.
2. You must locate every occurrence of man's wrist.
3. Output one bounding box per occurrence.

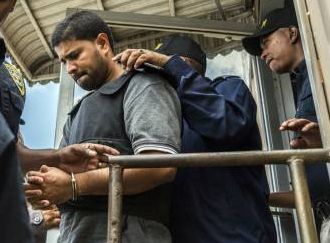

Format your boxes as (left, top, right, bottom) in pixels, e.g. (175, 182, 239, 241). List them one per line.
(163, 55, 195, 86)
(74, 169, 108, 196)
(75, 172, 84, 197)
(52, 148, 62, 168)
(156, 53, 171, 67)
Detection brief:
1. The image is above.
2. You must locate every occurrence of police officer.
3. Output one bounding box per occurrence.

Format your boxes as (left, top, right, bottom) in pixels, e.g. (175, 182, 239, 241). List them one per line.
(242, 7, 330, 242)
(113, 35, 277, 243)
(0, 0, 34, 242)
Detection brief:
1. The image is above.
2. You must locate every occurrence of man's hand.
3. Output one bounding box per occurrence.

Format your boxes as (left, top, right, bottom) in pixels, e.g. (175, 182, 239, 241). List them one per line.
(24, 165, 72, 208)
(279, 118, 322, 148)
(42, 205, 61, 229)
(112, 49, 170, 71)
(58, 143, 120, 173)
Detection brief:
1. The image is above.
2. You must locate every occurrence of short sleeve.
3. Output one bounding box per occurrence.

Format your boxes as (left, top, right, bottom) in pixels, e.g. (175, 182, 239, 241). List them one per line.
(124, 72, 181, 154)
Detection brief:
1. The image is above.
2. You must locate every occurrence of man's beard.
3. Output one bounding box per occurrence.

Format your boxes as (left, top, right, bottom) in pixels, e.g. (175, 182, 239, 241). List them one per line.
(76, 74, 96, 91)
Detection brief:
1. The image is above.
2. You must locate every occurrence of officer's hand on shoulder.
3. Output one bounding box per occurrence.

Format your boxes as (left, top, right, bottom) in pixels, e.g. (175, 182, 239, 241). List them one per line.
(112, 49, 170, 71)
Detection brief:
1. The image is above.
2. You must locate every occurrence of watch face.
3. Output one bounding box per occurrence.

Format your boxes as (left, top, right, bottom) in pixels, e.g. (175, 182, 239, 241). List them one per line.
(31, 211, 43, 226)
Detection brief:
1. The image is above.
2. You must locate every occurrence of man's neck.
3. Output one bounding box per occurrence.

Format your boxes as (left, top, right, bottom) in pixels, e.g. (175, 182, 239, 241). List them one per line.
(105, 62, 125, 83)
(291, 43, 305, 72)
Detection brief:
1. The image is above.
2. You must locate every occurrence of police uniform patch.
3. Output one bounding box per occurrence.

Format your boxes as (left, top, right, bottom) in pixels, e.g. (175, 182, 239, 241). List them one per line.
(4, 62, 25, 96)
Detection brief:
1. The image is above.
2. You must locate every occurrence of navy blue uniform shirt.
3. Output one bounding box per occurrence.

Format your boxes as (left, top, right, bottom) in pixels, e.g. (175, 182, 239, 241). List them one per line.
(0, 60, 25, 136)
(293, 60, 330, 203)
(163, 55, 276, 243)
(0, 38, 33, 243)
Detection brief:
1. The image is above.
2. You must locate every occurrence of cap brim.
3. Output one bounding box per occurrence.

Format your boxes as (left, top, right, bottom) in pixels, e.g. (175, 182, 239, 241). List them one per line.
(242, 27, 278, 56)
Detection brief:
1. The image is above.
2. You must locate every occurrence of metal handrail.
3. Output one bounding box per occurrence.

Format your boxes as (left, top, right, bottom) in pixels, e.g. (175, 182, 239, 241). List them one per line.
(107, 148, 329, 168)
(107, 148, 330, 243)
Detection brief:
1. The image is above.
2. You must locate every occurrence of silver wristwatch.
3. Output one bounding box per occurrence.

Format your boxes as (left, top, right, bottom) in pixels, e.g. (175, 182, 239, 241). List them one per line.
(30, 210, 44, 226)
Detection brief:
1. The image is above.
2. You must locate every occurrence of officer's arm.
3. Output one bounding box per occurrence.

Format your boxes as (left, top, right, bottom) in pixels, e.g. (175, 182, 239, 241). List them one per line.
(17, 139, 119, 174)
(163, 56, 257, 145)
(17, 139, 61, 173)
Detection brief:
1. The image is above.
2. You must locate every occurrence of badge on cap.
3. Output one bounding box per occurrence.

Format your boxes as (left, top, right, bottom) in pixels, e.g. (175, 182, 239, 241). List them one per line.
(154, 43, 163, 51)
(4, 63, 25, 96)
(260, 19, 268, 29)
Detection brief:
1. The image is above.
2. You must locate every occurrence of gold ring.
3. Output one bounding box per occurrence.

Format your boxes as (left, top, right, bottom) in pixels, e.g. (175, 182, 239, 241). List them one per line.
(98, 162, 102, 168)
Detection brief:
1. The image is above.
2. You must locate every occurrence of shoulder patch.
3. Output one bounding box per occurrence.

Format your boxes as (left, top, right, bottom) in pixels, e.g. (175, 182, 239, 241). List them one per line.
(4, 63, 25, 96)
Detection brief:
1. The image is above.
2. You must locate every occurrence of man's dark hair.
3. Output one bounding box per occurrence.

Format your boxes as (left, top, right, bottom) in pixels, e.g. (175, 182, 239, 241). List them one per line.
(51, 11, 114, 51)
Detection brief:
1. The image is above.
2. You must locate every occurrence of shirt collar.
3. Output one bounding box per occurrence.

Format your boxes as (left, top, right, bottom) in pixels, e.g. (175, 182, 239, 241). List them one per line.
(292, 59, 306, 75)
(98, 71, 135, 95)
(68, 71, 135, 115)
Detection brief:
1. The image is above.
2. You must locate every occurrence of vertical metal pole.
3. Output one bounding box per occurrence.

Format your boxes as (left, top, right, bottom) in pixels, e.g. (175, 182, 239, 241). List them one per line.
(107, 165, 124, 243)
(54, 63, 75, 148)
(289, 158, 318, 243)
